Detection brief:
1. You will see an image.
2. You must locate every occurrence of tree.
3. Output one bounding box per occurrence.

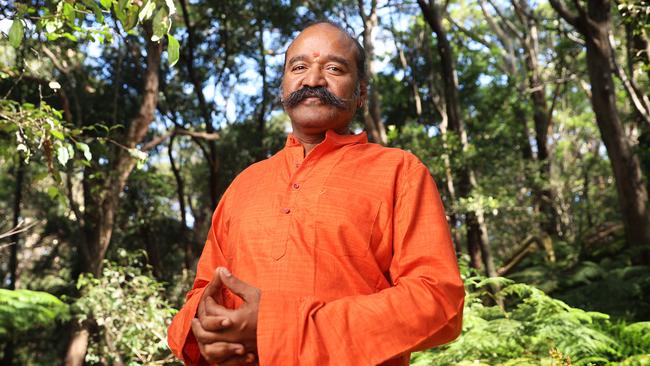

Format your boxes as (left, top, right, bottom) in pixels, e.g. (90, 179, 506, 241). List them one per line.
(550, 0, 650, 262)
(359, 0, 388, 144)
(417, 0, 498, 283)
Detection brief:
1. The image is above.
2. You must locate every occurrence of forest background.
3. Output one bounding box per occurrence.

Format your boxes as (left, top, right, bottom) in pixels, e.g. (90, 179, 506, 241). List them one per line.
(1, 0, 649, 365)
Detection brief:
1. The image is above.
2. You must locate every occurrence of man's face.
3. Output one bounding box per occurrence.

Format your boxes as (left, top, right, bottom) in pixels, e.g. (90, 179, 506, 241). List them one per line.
(281, 24, 366, 134)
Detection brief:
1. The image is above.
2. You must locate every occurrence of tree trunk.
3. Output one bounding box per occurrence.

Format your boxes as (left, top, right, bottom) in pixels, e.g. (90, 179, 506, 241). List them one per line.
(550, 0, 650, 262)
(2, 155, 25, 366)
(256, 17, 268, 160)
(179, 0, 220, 208)
(515, 0, 560, 237)
(64, 324, 90, 366)
(418, 0, 497, 274)
(431, 81, 462, 253)
(388, 15, 423, 118)
(65, 33, 162, 366)
(359, 0, 387, 144)
(7, 155, 24, 290)
(168, 134, 193, 270)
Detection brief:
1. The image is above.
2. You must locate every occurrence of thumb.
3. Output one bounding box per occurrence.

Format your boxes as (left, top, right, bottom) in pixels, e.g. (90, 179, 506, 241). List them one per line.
(218, 267, 255, 302)
(203, 268, 223, 299)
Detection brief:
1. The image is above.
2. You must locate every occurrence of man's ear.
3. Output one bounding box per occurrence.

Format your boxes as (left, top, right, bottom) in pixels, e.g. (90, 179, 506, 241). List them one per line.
(358, 79, 368, 108)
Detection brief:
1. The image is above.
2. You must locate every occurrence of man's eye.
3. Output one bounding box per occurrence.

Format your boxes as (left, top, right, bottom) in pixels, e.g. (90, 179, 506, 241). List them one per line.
(292, 65, 307, 71)
(327, 66, 342, 72)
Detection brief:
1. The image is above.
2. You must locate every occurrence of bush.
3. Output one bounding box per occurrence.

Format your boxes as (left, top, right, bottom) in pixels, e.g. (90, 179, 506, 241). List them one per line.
(412, 275, 650, 366)
(74, 251, 178, 365)
(0, 288, 69, 339)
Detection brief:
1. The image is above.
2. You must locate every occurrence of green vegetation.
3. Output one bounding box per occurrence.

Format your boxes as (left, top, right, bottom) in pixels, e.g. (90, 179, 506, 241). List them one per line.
(74, 252, 177, 365)
(413, 273, 650, 365)
(0, 288, 69, 338)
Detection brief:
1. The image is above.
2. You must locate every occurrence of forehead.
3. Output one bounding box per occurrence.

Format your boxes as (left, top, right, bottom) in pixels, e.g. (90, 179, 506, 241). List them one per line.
(286, 24, 358, 63)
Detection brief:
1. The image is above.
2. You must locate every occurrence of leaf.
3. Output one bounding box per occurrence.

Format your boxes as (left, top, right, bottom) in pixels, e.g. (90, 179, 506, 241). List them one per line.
(66, 143, 75, 160)
(61, 33, 78, 42)
(8, 19, 24, 48)
(123, 7, 139, 31)
(56, 145, 69, 166)
(164, 0, 176, 15)
(76, 142, 92, 161)
(114, 0, 126, 23)
(167, 34, 179, 66)
(50, 129, 65, 141)
(138, 0, 156, 22)
(92, 5, 105, 23)
(151, 7, 169, 42)
(100, 0, 112, 10)
(62, 2, 75, 24)
(47, 186, 60, 199)
(127, 148, 148, 161)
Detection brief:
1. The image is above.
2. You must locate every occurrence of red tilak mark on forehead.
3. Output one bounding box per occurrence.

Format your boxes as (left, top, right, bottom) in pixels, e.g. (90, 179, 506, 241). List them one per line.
(312, 51, 320, 58)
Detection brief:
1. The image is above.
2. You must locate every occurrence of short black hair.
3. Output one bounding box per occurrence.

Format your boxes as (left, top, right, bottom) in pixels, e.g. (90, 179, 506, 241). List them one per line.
(284, 20, 367, 83)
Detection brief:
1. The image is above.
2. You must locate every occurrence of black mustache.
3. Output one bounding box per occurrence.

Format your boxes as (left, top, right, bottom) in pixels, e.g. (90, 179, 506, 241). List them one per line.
(282, 86, 347, 108)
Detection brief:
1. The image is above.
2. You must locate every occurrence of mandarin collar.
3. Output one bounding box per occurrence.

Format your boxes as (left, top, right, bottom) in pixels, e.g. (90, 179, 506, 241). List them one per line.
(284, 129, 368, 149)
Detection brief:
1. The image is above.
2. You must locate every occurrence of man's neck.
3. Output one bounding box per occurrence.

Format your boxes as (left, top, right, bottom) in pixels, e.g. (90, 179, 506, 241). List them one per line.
(292, 127, 351, 156)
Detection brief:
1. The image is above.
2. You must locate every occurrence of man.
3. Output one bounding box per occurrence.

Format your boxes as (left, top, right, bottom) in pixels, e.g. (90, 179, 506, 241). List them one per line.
(167, 20, 465, 366)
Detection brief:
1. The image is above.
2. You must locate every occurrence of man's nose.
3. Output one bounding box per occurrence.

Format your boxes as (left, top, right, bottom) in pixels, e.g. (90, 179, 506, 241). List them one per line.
(302, 66, 327, 88)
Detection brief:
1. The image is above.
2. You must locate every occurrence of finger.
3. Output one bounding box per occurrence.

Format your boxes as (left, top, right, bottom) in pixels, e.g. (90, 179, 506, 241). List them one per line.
(220, 353, 257, 366)
(197, 293, 207, 319)
(192, 318, 232, 343)
(203, 268, 224, 299)
(218, 267, 258, 303)
(198, 314, 232, 332)
(205, 295, 236, 318)
(202, 341, 245, 364)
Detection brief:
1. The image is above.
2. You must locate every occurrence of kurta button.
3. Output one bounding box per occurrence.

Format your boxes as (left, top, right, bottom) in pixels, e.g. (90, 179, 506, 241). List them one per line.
(281, 207, 291, 214)
(292, 183, 300, 190)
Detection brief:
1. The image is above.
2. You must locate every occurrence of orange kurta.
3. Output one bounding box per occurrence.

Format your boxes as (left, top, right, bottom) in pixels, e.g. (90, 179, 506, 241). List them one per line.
(168, 130, 464, 366)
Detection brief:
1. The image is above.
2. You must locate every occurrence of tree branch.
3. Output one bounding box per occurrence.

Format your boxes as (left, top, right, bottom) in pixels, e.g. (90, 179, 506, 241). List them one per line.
(609, 33, 650, 126)
(549, 0, 580, 28)
(41, 45, 70, 74)
(141, 128, 220, 152)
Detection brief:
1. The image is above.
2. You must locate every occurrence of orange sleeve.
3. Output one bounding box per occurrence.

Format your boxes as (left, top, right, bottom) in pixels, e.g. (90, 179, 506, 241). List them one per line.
(256, 161, 465, 365)
(167, 188, 233, 365)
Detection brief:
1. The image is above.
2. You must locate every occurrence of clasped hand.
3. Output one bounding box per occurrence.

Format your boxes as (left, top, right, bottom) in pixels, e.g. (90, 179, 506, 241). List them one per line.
(191, 267, 261, 365)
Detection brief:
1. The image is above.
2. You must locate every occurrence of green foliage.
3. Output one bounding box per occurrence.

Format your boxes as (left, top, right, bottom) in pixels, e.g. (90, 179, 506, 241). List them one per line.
(553, 253, 650, 320)
(412, 274, 650, 366)
(73, 252, 177, 365)
(7, 0, 177, 49)
(0, 289, 70, 339)
(8, 19, 24, 48)
(0, 99, 94, 191)
(613, 322, 650, 358)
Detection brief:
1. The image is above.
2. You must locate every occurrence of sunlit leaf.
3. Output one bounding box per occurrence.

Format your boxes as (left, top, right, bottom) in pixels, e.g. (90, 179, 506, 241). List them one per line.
(50, 129, 65, 141)
(47, 186, 59, 199)
(127, 148, 147, 161)
(167, 34, 179, 66)
(8, 19, 24, 48)
(138, 0, 156, 21)
(76, 142, 92, 161)
(62, 2, 75, 24)
(100, 0, 112, 10)
(162, 0, 175, 15)
(151, 7, 169, 42)
(56, 144, 69, 166)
